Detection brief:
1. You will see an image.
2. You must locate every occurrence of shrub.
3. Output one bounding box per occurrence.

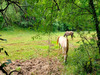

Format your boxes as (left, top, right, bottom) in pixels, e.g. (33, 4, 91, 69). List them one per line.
(70, 33, 100, 74)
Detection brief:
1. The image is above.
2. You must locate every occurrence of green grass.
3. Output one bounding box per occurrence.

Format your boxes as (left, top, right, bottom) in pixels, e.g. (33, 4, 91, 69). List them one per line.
(0, 28, 97, 74)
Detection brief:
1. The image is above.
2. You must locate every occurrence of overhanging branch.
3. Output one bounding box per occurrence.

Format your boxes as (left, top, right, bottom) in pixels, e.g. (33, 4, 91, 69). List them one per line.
(0, 2, 10, 12)
(0, 0, 25, 13)
(72, 1, 92, 14)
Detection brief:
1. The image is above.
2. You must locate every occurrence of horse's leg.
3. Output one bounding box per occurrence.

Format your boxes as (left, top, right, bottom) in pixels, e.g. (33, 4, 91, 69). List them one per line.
(64, 55, 67, 63)
(62, 47, 67, 63)
(62, 47, 64, 54)
(71, 33, 74, 40)
(64, 52, 68, 63)
(64, 54, 68, 63)
(65, 42, 69, 63)
(64, 39, 69, 63)
(65, 53, 68, 62)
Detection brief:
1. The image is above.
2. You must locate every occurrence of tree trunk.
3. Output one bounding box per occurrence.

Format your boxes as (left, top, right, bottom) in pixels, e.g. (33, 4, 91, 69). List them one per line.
(89, 0, 100, 54)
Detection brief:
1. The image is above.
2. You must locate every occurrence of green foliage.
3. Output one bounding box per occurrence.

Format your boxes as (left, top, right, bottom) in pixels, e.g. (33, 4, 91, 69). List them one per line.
(52, 22, 76, 32)
(20, 21, 33, 28)
(0, 0, 99, 31)
(69, 33, 99, 74)
(0, 16, 4, 29)
(0, 16, 3, 23)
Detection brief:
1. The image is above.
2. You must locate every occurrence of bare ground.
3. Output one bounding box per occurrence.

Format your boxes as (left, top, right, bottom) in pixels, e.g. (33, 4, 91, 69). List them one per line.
(0, 57, 63, 75)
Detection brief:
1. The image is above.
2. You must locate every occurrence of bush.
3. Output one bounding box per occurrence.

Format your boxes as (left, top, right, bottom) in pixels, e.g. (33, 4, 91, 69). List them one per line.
(52, 22, 75, 32)
(69, 35, 100, 74)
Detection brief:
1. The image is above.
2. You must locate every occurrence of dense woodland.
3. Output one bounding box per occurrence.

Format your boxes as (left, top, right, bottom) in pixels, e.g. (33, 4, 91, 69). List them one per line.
(0, 0, 100, 75)
(0, 0, 99, 31)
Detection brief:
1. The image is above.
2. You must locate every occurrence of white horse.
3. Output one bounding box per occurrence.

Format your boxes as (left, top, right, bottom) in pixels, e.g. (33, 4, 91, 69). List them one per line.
(57, 36, 69, 63)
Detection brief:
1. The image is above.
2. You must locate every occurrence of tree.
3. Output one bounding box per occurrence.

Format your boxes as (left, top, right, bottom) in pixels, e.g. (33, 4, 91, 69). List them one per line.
(0, 0, 24, 27)
(68, 0, 100, 53)
(89, 0, 100, 53)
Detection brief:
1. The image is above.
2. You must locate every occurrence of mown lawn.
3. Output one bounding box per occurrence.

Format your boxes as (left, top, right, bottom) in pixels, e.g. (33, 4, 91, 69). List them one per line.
(0, 28, 97, 74)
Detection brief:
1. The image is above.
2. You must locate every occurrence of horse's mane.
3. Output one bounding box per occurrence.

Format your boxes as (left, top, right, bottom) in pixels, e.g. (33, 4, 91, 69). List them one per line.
(57, 36, 60, 44)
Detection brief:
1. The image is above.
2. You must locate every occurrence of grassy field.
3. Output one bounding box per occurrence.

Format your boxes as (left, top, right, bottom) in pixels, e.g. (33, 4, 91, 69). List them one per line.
(0, 28, 98, 74)
(0, 28, 80, 61)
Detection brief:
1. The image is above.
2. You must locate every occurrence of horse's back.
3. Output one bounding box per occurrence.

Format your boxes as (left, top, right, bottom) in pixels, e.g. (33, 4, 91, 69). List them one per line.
(59, 36, 67, 47)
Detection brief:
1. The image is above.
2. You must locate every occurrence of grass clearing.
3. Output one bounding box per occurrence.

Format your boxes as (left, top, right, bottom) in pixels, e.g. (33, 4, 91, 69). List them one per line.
(0, 29, 97, 74)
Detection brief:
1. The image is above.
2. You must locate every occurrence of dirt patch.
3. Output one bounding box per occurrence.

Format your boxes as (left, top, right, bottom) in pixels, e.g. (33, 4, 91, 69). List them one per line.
(1, 57, 63, 75)
(10, 37, 22, 40)
(6, 40, 49, 46)
(6, 42, 24, 46)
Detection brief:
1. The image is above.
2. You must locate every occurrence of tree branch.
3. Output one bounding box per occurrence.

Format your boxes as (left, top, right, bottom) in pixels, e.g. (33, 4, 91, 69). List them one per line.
(89, 0, 100, 54)
(10, 1, 25, 14)
(72, 1, 92, 14)
(53, 0, 60, 11)
(0, 0, 25, 13)
(0, 2, 10, 12)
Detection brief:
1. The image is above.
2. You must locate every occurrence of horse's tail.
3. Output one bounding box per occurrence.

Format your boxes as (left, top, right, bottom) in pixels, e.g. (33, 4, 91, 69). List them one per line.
(57, 36, 60, 44)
